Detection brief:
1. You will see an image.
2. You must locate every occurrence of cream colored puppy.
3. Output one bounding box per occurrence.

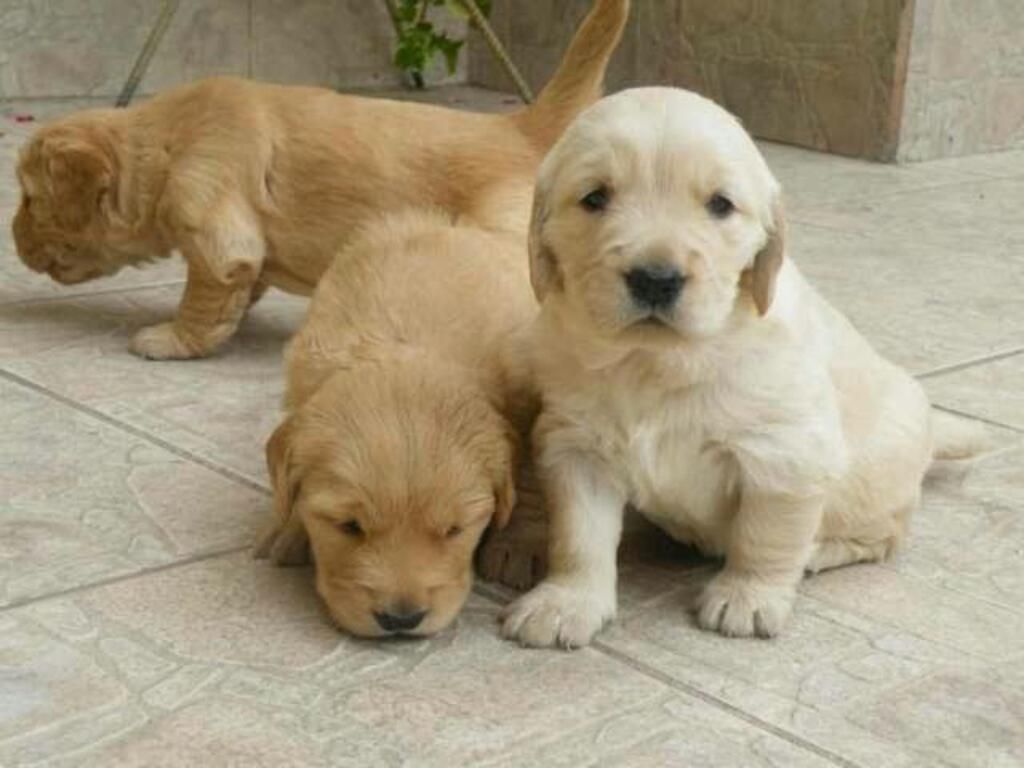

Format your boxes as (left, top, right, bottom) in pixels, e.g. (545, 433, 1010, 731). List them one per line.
(501, 87, 984, 647)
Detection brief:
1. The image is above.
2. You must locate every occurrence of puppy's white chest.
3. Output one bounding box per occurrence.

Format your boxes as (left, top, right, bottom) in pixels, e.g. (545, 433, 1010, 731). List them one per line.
(621, 410, 735, 554)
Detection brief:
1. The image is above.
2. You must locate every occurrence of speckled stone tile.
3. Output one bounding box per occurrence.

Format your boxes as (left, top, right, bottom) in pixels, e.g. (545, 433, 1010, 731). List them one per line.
(0, 380, 267, 608)
(926, 148, 1024, 180)
(788, 223, 1024, 374)
(924, 353, 1024, 431)
(759, 141, 985, 213)
(792, 177, 1024, 255)
(0, 554, 841, 768)
(914, 445, 1024, 605)
(597, 584, 1022, 768)
(0, 286, 306, 482)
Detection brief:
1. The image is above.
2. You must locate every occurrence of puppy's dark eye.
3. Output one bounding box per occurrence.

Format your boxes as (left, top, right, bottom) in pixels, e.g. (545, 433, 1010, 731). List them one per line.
(580, 186, 610, 213)
(339, 519, 364, 537)
(445, 525, 463, 539)
(707, 193, 735, 218)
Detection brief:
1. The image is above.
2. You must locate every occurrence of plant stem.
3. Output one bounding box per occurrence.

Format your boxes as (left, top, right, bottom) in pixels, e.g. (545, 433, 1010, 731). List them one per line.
(459, 0, 533, 103)
(414, 0, 429, 26)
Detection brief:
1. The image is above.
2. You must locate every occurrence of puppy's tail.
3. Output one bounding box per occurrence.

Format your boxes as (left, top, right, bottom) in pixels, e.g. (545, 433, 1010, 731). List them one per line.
(930, 409, 994, 461)
(514, 0, 631, 149)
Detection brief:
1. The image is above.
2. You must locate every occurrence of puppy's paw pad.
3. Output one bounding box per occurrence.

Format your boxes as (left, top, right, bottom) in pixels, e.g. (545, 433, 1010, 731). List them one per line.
(477, 522, 547, 591)
(697, 574, 795, 638)
(500, 581, 612, 649)
(131, 324, 194, 360)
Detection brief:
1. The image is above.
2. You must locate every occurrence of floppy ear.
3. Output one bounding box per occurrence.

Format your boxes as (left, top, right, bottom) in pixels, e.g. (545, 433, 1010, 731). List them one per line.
(41, 134, 115, 232)
(527, 181, 562, 302)
(749, 197, 786, 316)
(254, 417, 310, 565)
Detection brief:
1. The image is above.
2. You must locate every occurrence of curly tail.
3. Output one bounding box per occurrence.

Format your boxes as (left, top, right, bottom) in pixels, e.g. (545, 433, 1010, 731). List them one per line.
(931, 409, 994, 461)
(514, 0, 631, 149)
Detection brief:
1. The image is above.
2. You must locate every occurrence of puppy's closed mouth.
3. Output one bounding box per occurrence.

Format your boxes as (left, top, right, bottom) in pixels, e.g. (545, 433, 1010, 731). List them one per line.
(629, 313, 676, 332)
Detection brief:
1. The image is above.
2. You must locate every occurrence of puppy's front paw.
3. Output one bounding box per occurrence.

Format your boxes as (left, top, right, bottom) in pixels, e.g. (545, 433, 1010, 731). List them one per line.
(500, 580, 614, 649)
(130, 323, 196, 360)
(697, 572, 796, 638)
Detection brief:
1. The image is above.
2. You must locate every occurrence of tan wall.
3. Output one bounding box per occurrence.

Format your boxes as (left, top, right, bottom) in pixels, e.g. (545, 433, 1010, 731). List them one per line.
(470, 0, 1024, 162)
(0, 0, 465, 104)
(899, 0, 1024, 161)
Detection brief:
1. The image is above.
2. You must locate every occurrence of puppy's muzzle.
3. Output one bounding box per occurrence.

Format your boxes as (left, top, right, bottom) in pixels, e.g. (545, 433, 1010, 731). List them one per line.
(374, 606, 428, 633)
(625, 263, 685, 310)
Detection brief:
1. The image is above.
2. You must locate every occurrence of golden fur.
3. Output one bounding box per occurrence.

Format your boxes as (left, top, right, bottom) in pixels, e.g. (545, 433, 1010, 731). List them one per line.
(499, 88, 988, 648)
(257, 204, 537, 637)
(11, 0, 629, 360)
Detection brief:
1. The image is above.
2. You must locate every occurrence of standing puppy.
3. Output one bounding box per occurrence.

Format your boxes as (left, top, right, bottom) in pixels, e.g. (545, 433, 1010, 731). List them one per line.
(501, 88, 984, 647)
(11, 0, 629, 359)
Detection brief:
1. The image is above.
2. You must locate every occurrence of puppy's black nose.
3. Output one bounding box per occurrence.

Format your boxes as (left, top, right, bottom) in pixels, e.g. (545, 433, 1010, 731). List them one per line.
(374, 608, 427, 633)
(625, 264, 685, 309)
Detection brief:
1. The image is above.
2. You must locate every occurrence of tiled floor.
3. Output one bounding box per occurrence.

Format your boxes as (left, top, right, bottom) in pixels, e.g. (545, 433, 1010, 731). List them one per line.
(1, 87, 1022, 768)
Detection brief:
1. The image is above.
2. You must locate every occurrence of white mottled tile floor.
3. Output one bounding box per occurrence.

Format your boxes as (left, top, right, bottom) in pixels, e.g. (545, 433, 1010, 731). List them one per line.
(2, 87, 1023, 768)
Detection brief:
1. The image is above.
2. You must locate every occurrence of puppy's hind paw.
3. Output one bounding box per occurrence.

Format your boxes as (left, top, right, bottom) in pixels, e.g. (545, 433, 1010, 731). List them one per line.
(131, 323, 199, 360)
(500, 581, 613, 650)
(696, 572, 796, 639)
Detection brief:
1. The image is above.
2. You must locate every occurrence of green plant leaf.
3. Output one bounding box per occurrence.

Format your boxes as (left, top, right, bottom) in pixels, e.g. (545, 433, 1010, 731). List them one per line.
(391, 0, 482, 85)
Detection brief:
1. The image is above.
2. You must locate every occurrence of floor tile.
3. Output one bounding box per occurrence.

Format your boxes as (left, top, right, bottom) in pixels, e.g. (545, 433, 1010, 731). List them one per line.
(925, 148, 1024, 180)
(789, 223, 1024, 373)
(0, 380, 267, 607)
(599, 585, 1019, 768)
(792, 177, 1024, 255)
(924, 353, 1024, 430)
(0, 286, 307, 481)
(903, 445, 1024, 611)
(759, 141, 984, 213)
(486, 693, 841, 768)
(0, 553, 837, 768)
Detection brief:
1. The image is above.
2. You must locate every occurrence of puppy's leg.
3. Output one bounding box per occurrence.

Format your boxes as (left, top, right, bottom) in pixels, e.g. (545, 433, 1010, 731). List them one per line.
(697, 492, 822, 638)
(500, 451, 625, 649)
(478, 460, 548, 591)
(132, 200, 265, 360)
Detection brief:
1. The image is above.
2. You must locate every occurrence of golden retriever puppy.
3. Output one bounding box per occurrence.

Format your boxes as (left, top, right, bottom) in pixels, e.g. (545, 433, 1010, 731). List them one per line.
(500, 87, 987, 647)
(257, 202, 537, 638)
(10, 0, 628, 360)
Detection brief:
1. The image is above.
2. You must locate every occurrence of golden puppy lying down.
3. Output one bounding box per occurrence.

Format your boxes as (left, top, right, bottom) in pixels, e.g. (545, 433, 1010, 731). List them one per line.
(257, 204, 537, 637)
(500, 87, 988, 648)
(10, 0, 628, 360)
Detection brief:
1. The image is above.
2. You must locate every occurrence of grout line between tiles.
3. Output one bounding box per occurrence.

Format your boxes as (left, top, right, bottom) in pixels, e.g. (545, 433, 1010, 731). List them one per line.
(0, 544, 250, 613)
(0, 279, 186, 308)
(593, 642, 864, 768)
(785, 172, 1020, 219)
(916, 346, 1024, 380)
(0, 367, 270, 496)
(469, 583, 863, 768)
(929, 403, 1024, 435)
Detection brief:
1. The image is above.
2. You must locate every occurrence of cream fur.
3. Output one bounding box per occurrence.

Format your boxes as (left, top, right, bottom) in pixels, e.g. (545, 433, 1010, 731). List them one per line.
(501, 87, 983, 648)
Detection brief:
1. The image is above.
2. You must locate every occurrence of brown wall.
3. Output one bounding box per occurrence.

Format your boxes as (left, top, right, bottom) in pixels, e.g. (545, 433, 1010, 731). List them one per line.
(470, 0, 914, 160)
